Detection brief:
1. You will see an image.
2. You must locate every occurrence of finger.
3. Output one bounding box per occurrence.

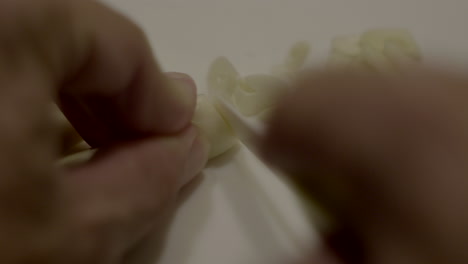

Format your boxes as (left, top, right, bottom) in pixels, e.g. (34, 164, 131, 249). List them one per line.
(0, 0, 196, 247)
(262, 69, 468, 263)
(60, 70, 196, 147)
(0, 0, 196, 148)
(57, 72, 196, 155)
(57, 1, 197, 146)
(60, 125, 209, 262)
(262, 68, 468, 204)
(262, 70, 407, 221)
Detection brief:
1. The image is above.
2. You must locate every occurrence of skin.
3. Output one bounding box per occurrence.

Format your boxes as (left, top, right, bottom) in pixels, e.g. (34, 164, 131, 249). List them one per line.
(0, 0, 467, 264)
(0, 0, 208, 263)
(263, 69, 468, 264)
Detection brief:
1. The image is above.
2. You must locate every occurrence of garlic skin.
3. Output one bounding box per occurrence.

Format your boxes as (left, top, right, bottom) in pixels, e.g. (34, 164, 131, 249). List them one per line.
(207, 56, 240, 101)
(192, 95, 237, 159)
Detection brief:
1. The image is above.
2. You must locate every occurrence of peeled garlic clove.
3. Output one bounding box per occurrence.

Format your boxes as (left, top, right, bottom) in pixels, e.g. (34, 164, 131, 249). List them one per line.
(207, 57, 239, 101)
(360, 29, 422, 60)
(233, 74, 288, 116)
(192, 95, 237, 159)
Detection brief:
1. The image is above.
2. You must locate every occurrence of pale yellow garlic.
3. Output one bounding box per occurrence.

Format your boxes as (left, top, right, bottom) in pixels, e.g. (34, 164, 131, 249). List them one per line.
(207, 56, 240, 101)
(192, 95, 237, 159)
(327, 29, 422, 73)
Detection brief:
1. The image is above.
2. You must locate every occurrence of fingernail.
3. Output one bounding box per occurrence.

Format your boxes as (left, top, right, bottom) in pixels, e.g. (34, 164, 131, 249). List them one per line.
(181, 130, 211, 186)
(162, 72, 197, 131)
(166, 72, 196, 107)
(166, 72, 195, 83)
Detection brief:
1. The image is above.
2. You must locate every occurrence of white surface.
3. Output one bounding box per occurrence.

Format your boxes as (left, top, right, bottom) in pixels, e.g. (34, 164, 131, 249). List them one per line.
(101, 1, 468, 263)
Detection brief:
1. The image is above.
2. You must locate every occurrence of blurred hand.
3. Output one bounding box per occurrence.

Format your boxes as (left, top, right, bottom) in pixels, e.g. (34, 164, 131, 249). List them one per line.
(263, 69, 468, 264)
(0, 0, 208, 263)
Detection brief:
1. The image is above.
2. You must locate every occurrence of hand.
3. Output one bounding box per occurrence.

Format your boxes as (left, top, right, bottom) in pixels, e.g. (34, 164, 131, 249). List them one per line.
(262, 69, 468, 264)
(0, 1, 208, 263)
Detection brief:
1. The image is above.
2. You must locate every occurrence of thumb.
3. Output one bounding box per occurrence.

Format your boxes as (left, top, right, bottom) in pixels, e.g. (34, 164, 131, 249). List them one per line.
(60, 126, 209, 261)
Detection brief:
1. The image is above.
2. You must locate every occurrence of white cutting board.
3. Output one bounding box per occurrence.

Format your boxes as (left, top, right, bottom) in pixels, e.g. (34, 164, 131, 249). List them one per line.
(100, 0, 468, 263)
